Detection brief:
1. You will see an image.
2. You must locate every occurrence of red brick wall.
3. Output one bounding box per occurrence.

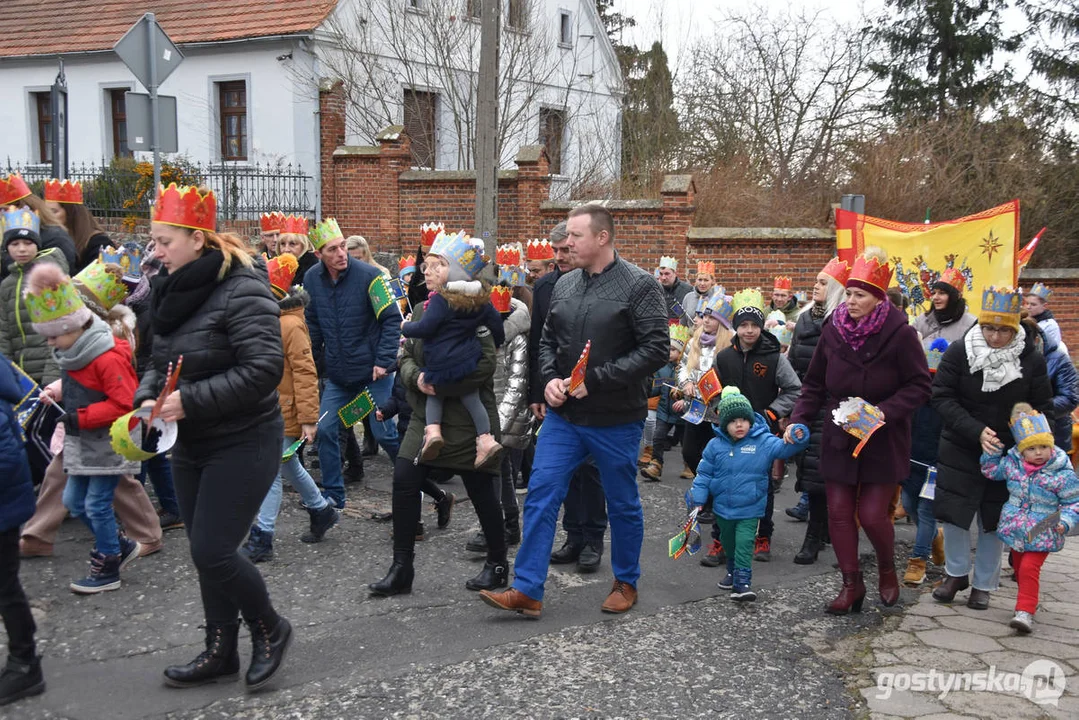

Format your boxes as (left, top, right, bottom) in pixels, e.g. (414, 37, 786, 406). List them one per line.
(685, 229, 836, 296)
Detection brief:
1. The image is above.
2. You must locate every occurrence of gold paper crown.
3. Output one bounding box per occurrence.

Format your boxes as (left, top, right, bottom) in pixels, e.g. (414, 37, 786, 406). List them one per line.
(696, 260, 715, 276)
(309, 218, 343, 251)
(73, 261, 129, 315)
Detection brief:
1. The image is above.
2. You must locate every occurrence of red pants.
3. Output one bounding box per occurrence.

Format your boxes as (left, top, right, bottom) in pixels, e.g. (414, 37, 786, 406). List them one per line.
(826, 482, 896, 574)
(1013, 550, 1049, 613)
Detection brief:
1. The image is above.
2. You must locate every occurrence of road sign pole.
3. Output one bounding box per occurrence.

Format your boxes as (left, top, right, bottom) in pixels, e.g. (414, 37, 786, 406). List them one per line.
(147, 13, 162, 192)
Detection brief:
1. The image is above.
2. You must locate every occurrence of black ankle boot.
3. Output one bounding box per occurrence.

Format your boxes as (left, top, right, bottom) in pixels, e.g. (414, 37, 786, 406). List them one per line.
(0, 655, 45, 706)
(794, 515, 825, 565)
(369, 550, 415, 596)
(465, 560, 509, 591)
(163, 622, 240, 688)
(301, 504, 340, 544)
(245, 615, 292, 691)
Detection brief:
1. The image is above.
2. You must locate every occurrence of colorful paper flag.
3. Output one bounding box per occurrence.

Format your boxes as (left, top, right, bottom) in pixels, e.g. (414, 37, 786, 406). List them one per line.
(669, 508, 703, 559)
(569, 340, 591, 393)
(1026, 510, 1061, 543)
(9, 359, 39, 432)
(835, 201, 1018, 317)
(697, 367, 722, 404)
(681, 398, 708, 425)
(1015, 227, 1045, 273)
(282, 437, 305, 461)
(338, 389, 376, 428)
(368, 275, 396, 319)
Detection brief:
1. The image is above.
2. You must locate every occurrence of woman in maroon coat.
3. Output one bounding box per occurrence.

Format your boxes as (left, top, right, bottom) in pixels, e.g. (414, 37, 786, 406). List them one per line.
(787, 248, 932, 614)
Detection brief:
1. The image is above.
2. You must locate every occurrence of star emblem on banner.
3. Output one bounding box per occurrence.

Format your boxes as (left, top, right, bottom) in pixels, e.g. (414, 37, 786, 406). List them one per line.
(980, 230, 1002, 261)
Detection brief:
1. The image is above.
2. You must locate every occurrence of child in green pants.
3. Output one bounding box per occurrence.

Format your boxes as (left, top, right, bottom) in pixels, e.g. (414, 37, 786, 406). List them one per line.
(689, 387, 808, 600)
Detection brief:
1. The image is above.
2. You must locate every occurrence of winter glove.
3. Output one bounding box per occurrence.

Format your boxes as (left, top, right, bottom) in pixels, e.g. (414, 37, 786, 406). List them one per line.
(59, 411, 79, 432)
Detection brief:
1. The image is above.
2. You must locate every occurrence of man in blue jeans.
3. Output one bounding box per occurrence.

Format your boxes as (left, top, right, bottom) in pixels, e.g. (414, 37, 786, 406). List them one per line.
(480, 204, 668, 617)
(304, 219, 402, 508)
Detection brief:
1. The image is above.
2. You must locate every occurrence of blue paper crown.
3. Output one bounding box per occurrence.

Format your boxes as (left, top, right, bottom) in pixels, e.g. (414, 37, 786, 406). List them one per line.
(703, 294, 735, 328)
(1029, 282, 1052, 301)
(981, 286, 1021, 316)
(1011, 411, 1052, 446)
(99, 242, 144, 281)
(499, 265, 527, 287)
(429, 230, 488, 279)
(1, 207, 39, 237)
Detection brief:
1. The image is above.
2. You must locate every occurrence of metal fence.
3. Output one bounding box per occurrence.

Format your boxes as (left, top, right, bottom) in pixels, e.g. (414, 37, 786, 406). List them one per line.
(2, 159, 316, 221)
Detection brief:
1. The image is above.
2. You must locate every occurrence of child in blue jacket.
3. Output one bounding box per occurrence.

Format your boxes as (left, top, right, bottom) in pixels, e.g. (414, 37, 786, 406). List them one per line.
(0, 353, 46, 706)
(981, 403, 1079, 634)
(689, 387, 808, 600)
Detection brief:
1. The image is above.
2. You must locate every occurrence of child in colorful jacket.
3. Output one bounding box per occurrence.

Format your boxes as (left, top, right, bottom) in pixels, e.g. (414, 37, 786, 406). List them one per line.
(688, 387, 808, 601)
(981, 402, 1079, 634)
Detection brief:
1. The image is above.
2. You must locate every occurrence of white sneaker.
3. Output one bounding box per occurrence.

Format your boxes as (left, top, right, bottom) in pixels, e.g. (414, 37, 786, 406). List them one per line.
(1009, 610, 1034, 634)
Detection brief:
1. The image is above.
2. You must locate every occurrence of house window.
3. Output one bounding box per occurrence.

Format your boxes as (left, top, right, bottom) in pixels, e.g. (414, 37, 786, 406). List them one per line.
(218, 80, 248, 161)
(507, 0, 527, 29)
(466, 0, 481, 19)
(34, 92, 52, 164)
(404, 89, 437, 169)
(109, 89, 132, 158)
(539, 107, 565, 175)
(558, 10, 573, 46)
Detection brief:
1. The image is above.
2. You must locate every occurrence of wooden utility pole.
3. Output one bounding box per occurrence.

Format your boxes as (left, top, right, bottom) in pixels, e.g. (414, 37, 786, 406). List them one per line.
(475, 0, 500, 272)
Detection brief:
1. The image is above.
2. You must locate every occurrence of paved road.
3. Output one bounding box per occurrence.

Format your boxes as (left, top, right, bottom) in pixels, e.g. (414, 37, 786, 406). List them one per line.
(4, 450, 919, 719)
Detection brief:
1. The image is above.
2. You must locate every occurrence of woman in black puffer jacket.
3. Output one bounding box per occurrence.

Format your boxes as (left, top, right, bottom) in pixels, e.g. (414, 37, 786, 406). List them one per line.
(134, 184, 289, 692)
(785, 258, 848, 564)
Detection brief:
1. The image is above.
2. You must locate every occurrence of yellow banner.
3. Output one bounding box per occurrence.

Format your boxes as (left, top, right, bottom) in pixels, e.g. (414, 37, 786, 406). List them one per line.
(835, 201, 1018, 316)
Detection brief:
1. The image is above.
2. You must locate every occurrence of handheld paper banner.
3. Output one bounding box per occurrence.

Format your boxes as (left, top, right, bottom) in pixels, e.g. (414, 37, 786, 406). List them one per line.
(110, 407, 178, 462)
(338, 389, 376, 428)
(697, 367, 722, 404)
(832, 397, 886, 458)
(919, 466, 937, 500)
(368, 275, 396, 319)
(1026, 510, 1062, 543)
(9, 359, 39, 430)
(282, 437, 305, 462)
(568, 340, 591, 393)
(681, 398, 708, 425)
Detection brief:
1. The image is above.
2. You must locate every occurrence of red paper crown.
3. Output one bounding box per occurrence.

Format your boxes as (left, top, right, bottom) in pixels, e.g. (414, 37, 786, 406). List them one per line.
(421, 222, 444, 249)
(398, 254, 416, 272)
(153, 184, 216, 232)
(0, 174, 31, 205)
(821, 256, 852, 285)
(849, 254, 893, 292)
(773, 276, 793, 291)
(260, 212, 285, 233)
(497, 244, 522, 267)
(44, 179, 83, 204)
(526, 239, 554, 262)
(267, 252, 299, 294)
(281, 214, 308, 235)
(938, 267, 965, 293)
(696, 260, 715, 276)
(490, 285, 512, 313)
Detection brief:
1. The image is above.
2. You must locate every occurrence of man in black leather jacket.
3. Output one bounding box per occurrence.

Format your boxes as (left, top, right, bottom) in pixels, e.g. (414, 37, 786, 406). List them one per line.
(527, 222, 607, 573)
(481, 204, 668, 618)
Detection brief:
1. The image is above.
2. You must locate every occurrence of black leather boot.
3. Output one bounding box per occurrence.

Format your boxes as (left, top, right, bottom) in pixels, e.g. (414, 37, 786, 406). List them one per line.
(794, 513, 825, 565)
(0, 655, 45, 705)
(932, 573, 970, 603)
(244, 615, 292, 691)
(163, 622, 240, 688)
(369, 550, 415, 596)
(465, 560, 509, 591)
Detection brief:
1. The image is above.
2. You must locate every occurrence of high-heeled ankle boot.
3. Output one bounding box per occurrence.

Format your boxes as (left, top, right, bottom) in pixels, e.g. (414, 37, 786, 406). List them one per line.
(245, 615, 292, 690)
(369, 550, 415, 596)
(879, 560, 900, 607)
(794, 513, 825, 565)
(826, 571, 866, 615)
(163, 622, 240, 687)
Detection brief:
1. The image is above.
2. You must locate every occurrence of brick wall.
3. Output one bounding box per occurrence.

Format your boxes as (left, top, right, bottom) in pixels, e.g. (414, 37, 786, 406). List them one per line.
(685, 227, 836, 295)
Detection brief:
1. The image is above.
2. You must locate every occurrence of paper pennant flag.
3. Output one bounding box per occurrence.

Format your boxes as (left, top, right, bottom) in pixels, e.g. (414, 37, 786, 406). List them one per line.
(671, 300, 688, 320)
(569, 340, 591, 393)
(697, 367, 722, 404)
(681, 398, 708, 425)
(388, 277, 407, 300)
(9, 359, 40, 432)
(338, 389, 376, 428)
(651, 377, 678, 393)
(1026, 510, 1061, 543)
(282, 437, 305, 462)
(669, 508, 703, 559)
(368, 275, 396, 319)
(668, 529, 688, 557)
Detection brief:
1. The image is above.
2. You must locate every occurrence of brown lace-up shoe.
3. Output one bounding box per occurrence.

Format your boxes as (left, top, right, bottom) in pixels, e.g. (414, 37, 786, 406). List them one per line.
(601, 580, 638, 614)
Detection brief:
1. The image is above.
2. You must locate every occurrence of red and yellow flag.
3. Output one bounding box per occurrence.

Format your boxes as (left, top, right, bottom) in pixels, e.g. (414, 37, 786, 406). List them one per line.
(835, 201, 1019, 316)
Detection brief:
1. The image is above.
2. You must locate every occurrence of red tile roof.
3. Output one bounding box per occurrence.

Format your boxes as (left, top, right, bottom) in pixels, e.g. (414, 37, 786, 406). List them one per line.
(0, 1, 338, 58)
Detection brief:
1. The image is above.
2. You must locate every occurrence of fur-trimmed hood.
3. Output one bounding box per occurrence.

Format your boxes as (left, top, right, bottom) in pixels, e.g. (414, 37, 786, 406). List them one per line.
(277, 285, 310, 313)
(442, 280, 493, 313)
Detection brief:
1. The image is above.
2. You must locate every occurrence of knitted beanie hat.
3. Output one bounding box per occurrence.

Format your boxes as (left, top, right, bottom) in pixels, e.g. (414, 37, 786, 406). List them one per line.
(718, 386, 754, 428)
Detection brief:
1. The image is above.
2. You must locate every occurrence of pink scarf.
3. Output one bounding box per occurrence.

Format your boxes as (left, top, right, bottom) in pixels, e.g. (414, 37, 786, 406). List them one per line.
(832, 300, 890, 351)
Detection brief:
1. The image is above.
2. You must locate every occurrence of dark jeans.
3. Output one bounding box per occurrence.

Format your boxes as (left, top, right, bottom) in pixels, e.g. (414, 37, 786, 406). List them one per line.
(498, 452, 520, 515)
(138, 452, 179, 516)
(0, 528, 36, 661)
(682, 421, 714, 473)
(172, 421, 282, 625)
(392, 458, 506, 563)
(562, 459, 607, 547)
(652, 419, 683, 465)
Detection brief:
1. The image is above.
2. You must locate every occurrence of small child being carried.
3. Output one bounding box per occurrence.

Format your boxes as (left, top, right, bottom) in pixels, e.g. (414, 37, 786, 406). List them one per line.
(401, 231, 505, 468)
(688, 386, 808, 601)
(981, 402, 1079, 634)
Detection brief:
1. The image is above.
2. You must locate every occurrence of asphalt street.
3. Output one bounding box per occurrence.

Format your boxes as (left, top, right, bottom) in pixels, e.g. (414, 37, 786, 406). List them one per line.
(4, 448, 919, 719)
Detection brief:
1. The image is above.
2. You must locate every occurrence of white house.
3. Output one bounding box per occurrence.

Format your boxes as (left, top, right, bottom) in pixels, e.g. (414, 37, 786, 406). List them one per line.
(0, 0, 624, 200)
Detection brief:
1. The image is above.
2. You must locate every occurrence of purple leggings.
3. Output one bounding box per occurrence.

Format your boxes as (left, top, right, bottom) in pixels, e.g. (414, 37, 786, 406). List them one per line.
(826, 482, 896, 573)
